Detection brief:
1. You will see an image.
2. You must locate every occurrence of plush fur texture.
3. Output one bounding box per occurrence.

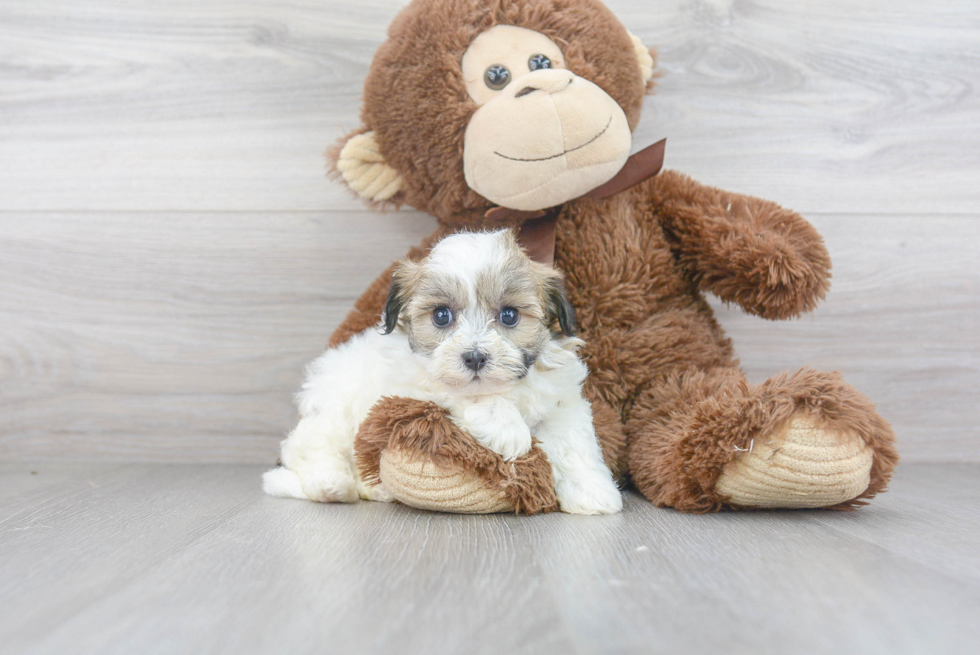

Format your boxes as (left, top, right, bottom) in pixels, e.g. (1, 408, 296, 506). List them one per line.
(355, 398, 559, 514)
(268, 230, 621, 514)
(345, 0, 648, 225)
(323, 0, 898, 512)
(627, 367, 899, 512)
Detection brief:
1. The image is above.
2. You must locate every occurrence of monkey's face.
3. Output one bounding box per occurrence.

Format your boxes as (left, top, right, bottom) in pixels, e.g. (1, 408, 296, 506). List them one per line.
(461, 26, 632, 211)
(334, 0, 655, 222)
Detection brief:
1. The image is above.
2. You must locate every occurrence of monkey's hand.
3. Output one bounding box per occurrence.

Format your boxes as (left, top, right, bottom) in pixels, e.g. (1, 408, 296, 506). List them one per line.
(644, 170, 832, 320)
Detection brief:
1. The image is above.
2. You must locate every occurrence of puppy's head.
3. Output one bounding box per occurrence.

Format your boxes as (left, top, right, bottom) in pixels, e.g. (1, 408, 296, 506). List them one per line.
(383, 230, 575, 393)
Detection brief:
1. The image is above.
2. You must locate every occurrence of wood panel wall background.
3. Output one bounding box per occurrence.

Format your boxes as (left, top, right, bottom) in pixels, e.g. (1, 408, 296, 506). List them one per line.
(1, 0, 977, 463)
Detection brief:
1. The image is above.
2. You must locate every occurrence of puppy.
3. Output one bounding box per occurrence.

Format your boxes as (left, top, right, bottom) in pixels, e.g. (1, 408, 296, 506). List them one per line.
(263, 230, 622, 515)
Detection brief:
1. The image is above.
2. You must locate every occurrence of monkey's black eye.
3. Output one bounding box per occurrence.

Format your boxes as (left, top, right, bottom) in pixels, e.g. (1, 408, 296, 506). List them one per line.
(484, 64, 511, 90)
(432, 307, 453, 328)
(528, 54, 552, 71)
(499, 307, 520, 327)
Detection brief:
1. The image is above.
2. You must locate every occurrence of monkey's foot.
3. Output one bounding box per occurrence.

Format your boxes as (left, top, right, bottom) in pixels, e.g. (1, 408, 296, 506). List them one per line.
(379, 449, 514, 513)
(628, 368, 899, 512)
(354, 397, 559, 515)
(715, 414, 874, 509)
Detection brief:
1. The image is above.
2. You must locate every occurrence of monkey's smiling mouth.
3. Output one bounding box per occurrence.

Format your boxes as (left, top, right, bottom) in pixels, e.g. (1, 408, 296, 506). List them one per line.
(493, 116, 613, 163)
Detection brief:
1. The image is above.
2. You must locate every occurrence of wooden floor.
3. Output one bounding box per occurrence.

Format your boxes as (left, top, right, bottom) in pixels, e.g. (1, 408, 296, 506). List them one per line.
(1, 462, 978, 655)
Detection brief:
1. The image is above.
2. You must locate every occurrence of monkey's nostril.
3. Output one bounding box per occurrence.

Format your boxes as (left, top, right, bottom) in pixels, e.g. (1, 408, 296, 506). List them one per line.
(462, 350, 488, 372)
(515, 86, 536, 98)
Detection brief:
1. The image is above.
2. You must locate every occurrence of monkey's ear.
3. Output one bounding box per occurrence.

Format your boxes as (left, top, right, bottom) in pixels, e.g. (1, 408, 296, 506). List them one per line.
(627, 32, 657, 87)
(334, 130, 406, 203)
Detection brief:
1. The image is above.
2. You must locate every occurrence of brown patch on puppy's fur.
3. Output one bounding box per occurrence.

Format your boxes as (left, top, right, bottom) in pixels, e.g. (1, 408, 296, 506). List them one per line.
(383, 231, 576, 387)
(384, 259, 468, 356)
(474, 232, 577, 339)
(329, 224, 456, 349)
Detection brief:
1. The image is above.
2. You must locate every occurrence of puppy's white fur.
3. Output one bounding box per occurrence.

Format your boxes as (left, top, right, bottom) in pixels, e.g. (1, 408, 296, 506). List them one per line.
(264, 231, 622, 515)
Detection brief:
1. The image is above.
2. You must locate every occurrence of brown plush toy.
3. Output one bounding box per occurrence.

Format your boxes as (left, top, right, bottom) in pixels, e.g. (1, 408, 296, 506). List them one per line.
(329, 0, 898, 514)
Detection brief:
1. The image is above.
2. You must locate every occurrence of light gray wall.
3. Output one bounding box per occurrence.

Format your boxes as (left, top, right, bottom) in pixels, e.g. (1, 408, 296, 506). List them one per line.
(1, 0, 977, 462)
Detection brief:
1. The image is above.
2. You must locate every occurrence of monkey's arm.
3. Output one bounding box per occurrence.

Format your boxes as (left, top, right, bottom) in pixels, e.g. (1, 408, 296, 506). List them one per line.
(641, 170, 831, 320)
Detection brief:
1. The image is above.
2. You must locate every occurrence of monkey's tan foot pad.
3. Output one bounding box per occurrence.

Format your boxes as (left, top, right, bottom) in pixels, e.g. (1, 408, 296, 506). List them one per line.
(379, 449, 515, 514)
(715, 415, 874, 509)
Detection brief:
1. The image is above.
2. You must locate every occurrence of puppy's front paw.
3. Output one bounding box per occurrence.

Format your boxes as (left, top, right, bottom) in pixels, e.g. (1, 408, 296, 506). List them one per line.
(556, 476, 623, 515)
(483, 419, 533, 461)
(461, 400, 532, 461)
(299, 463, 358, 503)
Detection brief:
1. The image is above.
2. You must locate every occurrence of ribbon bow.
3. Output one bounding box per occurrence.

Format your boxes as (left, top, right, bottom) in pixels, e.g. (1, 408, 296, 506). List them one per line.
(483, 138, 666, 265)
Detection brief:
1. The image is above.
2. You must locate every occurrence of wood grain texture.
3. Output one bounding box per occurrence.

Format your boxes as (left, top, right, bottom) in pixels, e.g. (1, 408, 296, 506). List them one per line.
(0, 0, 977, 214)
(0, 211, 436, 462)
(1, 0, 978, 463)
(1, 212, 976, 462)
(0, 462, 978, 654)
(716, 214, 980, 461)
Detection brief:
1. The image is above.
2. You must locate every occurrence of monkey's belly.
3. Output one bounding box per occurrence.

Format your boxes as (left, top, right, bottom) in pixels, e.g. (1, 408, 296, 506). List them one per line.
(554, 201, 737, 416)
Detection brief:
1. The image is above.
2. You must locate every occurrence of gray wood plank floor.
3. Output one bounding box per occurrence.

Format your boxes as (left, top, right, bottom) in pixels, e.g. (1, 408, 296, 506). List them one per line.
(1, 462, 977, 655)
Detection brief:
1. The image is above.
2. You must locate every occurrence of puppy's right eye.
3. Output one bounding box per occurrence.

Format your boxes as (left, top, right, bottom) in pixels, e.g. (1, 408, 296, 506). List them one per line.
(432, 307, 453, 327)
(498, 307, 520, 327)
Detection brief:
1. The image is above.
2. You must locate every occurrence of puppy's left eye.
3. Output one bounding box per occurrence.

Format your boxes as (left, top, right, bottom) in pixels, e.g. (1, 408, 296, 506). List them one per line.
(432, 307, 453, 327)
(498, 307, 520, 327)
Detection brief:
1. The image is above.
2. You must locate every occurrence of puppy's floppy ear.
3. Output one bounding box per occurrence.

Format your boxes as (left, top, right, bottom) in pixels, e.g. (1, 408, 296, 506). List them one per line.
(544, 277, 577, 337)
(382, 260, 419, 335)
(381, 283, 404, 335)
(329, 129, 406, 204)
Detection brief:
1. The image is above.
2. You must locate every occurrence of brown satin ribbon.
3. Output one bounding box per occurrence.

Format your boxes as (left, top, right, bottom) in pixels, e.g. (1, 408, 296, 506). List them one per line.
(484, 138, 666, 266)
(583, 137, 667, 200)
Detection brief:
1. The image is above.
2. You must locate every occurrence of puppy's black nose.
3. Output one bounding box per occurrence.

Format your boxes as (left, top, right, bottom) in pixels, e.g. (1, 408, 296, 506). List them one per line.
(462, 350, 488, 372)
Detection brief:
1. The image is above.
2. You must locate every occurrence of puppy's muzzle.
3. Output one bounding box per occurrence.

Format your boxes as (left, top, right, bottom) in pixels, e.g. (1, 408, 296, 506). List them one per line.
(462, 349, 488, 372)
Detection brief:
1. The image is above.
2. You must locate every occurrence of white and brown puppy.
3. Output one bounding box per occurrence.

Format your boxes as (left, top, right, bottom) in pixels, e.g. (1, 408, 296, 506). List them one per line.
(263, 230, 622, 515)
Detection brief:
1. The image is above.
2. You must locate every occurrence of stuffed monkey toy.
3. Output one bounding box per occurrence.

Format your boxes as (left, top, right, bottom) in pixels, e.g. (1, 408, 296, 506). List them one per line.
(327, 0, 898, 513)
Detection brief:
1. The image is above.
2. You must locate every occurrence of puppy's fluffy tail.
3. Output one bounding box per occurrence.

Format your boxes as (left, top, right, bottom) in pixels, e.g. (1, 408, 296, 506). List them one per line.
(262, 466, 307, 500)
